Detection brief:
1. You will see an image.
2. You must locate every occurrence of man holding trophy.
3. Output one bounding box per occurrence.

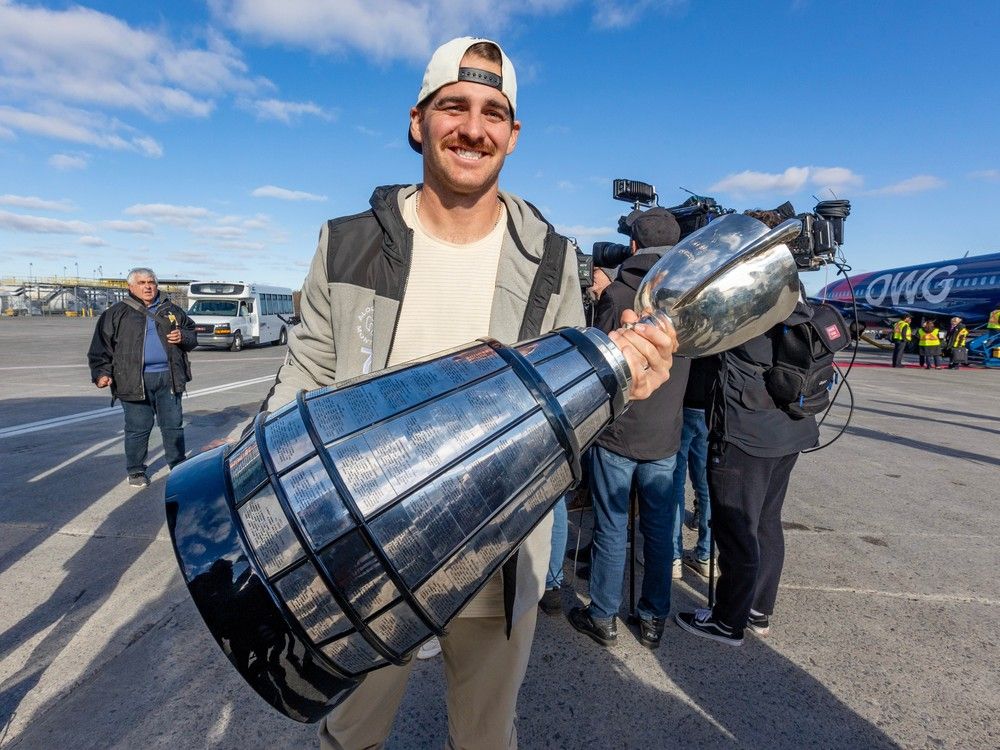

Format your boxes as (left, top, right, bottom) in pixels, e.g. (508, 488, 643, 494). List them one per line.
(262, 37, 675, 750)
(166, 33, 812, 749)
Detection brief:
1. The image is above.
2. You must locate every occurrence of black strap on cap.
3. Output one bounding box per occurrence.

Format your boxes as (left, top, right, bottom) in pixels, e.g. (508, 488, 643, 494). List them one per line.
(457, 67, 502, 91)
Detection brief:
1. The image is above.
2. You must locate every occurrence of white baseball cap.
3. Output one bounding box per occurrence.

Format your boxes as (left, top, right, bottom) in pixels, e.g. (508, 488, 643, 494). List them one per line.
(409, 36, 517, 153)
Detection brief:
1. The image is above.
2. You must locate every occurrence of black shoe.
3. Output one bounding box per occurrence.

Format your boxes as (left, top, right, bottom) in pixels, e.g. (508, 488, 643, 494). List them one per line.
(675, 609, 743, 646)
(127, 472, 150, 488)
(539, 587, 563, 615)
(684, 509, 699, 531)
(747, 610, 770, 636)
(630, 614, 666, 649)
(568, 606, 617, 647)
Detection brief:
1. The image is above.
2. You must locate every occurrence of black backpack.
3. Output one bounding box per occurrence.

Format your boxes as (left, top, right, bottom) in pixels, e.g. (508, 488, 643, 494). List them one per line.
(765, 302, 850, 418)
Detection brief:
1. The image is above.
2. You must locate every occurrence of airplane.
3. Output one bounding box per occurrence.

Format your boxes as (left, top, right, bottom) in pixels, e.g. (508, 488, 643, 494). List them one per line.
(814, 251, 1000, 328)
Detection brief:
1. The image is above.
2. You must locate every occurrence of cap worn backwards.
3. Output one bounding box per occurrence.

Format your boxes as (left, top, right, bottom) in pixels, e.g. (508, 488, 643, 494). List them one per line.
(408, 36, 518, 154)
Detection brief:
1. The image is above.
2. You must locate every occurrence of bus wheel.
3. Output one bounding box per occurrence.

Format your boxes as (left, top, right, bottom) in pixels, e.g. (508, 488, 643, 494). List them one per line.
(274, 327, 287, 346)
(230, 332, 243, 352)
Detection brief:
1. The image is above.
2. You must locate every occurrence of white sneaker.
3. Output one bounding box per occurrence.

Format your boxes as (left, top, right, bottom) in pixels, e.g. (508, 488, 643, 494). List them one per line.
(416, 637, 442, 660)
(672, 558, 683, 579)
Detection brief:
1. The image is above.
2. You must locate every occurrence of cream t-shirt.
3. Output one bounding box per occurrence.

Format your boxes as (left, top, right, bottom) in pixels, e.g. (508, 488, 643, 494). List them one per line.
(390, 191, 507, 618)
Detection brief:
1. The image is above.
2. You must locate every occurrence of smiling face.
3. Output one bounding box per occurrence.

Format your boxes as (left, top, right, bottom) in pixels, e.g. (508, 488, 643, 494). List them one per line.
(410, 52, 520, 201)
(128, 273, 158, 305)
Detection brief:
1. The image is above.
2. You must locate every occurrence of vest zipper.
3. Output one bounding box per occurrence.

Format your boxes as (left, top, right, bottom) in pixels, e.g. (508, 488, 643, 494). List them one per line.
(384, 225, 415, 367)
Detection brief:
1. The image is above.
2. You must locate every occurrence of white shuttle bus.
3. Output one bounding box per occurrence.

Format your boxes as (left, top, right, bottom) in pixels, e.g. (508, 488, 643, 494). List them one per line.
(186, 281, 295, 351)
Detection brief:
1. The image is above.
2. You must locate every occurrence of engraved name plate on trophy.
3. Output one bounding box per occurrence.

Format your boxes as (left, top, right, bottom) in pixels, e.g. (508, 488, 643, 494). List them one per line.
(167, 328, 632, 722)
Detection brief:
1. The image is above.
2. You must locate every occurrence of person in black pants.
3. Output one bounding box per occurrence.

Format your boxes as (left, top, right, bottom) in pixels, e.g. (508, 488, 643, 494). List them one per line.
(891, 314, 912, 368)
(675, 300, 819, 646)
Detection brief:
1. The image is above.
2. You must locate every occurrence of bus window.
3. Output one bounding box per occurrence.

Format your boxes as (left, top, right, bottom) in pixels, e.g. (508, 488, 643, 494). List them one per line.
(189, 300, 238, 316)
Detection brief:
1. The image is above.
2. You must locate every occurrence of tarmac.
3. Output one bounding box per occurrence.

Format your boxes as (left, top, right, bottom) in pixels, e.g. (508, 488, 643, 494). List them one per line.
(0, 316, 997, 749)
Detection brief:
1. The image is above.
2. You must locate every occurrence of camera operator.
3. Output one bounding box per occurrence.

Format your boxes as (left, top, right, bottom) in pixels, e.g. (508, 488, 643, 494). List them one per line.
(569, 208, 691, 649)
(675, 209, 820, 646)
(590, 266, 616, 301)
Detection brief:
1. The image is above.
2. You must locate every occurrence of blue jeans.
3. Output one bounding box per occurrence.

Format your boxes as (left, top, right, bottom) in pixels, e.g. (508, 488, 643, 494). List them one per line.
(588, 445, 677, 621)
(122, 370, 185, 474)
(546, 496, 568, 589)
(672, 408, 712, 561)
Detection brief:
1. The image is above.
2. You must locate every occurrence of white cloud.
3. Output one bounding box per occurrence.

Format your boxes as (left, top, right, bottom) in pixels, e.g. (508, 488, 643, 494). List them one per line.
(252, 185, 327, 202)
(710, 166, 863, 196)
(218, 239, 266, 251)
(211, 0, 577, 60)
(101, 219, 155, 234)
(968, 169, 1000, 182)
(79, 235, 109, 247)
(193, 225, 246, 239)
(0, 194, 75, 211)
(0, 3, 273, 156)
(0, 104, 164, 156)
(249, 98, 334, 123)
(240, 214, 272, 230)
(172, 251, 215, 263)
(211, 0, 436, 59)
(0, 4, 267, 117)
(125, 203, 212, 226)
(0, 209, 93, 234)
(48, 153, 89, 170)
(556, 224, 617, 241)
(867, 175, 945, 196)
(592, 0, 681, 29)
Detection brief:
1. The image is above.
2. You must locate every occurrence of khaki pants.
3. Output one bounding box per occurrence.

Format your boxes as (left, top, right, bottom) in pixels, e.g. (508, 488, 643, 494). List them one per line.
(319, 609, 538, 750)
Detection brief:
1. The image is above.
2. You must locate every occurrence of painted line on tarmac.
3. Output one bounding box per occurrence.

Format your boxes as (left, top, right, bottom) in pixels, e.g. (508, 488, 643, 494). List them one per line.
(0, 356, 283, 371)
(28, 432, 124, 483)
(0, 375, 274, 440)
(780, 583, 999, 606)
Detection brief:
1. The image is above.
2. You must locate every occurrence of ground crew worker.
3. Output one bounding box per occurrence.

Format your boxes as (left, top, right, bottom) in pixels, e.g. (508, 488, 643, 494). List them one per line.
(945, 317, 969, 369)
(891, 314, 912, 368)
(918, 320, 942, 369)
(988, 308, 1000, 331)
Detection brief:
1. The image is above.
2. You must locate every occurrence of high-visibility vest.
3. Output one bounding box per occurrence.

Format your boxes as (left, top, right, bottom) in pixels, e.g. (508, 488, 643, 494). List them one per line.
(989, 309, 1000, 330)
(950, 326, 968, 348)
(892, 320, 911, 341)
(919, 328, 941, 347)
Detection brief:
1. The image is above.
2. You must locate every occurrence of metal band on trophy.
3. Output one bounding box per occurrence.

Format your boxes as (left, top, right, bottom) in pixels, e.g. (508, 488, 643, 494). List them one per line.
(165, 213, 803, 722)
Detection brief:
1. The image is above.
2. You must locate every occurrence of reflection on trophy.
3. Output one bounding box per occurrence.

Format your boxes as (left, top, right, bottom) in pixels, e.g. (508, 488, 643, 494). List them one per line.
(165, 213, 801, 721)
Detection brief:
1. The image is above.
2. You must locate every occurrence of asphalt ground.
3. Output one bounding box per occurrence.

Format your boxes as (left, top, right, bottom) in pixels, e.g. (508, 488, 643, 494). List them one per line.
(0, 317, 997, 749)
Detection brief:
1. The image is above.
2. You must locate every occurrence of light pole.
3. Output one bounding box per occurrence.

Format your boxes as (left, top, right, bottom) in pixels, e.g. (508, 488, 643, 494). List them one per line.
(74, 262, 79, 313)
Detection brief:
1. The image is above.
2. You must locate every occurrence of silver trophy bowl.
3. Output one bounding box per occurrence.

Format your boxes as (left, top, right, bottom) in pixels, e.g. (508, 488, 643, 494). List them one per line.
(164, 212, 803, 722)
(635, 213, 802, 356)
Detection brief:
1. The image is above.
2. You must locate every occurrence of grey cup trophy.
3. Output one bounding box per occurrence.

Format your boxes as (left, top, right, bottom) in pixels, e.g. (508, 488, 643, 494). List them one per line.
(165, 213, 801, 722)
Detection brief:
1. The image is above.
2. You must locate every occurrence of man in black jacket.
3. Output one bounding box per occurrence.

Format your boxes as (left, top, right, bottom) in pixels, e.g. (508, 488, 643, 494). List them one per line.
(88, 268, 196, 487)
(675, 298, 819, 646)
(569, 208, 691, 650)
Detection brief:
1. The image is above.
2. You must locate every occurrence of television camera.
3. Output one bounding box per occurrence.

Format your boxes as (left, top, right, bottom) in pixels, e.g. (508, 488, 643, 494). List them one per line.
(590, 178, 850, 272)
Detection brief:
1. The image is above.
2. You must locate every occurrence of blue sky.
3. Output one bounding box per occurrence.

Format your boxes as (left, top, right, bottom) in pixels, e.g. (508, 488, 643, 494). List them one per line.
(1, 0, 998, 294)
